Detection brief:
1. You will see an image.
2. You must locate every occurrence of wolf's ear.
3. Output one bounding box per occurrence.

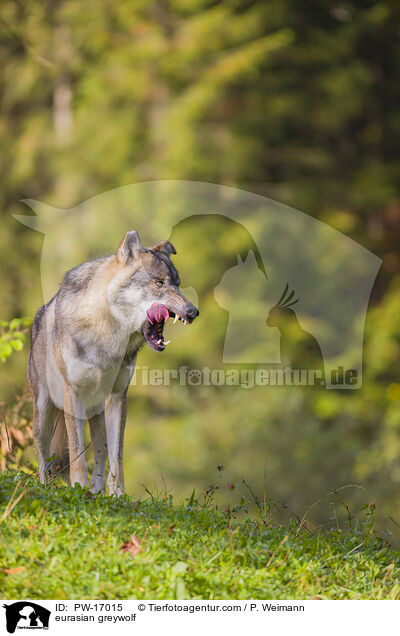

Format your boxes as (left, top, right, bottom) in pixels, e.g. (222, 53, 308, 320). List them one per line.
(117, 231, 143, 264)
(151, 240, 176, 258)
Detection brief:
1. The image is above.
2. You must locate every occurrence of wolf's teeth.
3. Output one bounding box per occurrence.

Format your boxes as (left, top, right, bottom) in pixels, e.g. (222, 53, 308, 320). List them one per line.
(156, 339, 162, 345)
(173, 314, 180, 324)
(163, 340, 170, 345)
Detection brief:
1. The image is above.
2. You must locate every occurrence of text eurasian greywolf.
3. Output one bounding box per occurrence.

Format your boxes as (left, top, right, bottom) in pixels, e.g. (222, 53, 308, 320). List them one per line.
(28, 231, 199, 495)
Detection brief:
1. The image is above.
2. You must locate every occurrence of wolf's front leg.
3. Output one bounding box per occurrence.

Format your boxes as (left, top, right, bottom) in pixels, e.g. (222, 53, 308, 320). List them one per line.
(63, 385, 88, 489)
(106, 391, 127, 496)
(89, 410, 107, 494)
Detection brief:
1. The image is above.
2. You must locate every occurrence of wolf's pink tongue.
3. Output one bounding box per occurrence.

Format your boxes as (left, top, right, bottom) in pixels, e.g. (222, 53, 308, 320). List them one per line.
(147, 303, 169, 324)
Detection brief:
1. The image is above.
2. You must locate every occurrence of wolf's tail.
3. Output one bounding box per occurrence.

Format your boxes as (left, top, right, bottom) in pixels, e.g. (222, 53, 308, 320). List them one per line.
(49, 411, 69, 482)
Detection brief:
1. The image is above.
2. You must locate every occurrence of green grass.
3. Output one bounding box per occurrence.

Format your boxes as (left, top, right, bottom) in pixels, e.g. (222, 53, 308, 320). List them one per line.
(0, 469, 399, 599)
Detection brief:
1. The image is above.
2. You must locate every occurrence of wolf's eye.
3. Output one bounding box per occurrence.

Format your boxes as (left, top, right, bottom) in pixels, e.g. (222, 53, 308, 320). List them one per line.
(154, 280, 164, 288)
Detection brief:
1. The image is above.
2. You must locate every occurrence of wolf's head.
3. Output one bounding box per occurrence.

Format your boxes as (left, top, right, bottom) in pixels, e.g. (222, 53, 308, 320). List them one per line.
(109, 231, 199, 352)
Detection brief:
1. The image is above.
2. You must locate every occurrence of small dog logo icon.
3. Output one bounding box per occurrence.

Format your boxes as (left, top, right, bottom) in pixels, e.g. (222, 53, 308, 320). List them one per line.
(3, 602, 50, 633)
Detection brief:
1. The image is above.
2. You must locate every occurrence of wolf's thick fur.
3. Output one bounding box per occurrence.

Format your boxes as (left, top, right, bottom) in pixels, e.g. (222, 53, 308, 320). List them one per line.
(28, 231, 198, 495)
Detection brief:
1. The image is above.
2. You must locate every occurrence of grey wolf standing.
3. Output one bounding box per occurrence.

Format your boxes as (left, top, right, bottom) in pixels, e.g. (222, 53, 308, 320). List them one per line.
(28, 231, 199, 495)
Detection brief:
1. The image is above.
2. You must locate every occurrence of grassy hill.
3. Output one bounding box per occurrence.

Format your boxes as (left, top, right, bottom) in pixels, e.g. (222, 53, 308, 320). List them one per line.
(0, 470, 399, 599)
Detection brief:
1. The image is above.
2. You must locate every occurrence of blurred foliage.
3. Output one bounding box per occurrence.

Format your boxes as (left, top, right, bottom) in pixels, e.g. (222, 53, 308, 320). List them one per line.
(0, 318, 31, 362)
(0, 0, 400, 524)
(0, 387, 33, 471)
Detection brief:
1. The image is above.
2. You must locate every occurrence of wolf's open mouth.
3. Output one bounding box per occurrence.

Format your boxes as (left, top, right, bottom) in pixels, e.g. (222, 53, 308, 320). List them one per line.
(143, 303, 189, 352)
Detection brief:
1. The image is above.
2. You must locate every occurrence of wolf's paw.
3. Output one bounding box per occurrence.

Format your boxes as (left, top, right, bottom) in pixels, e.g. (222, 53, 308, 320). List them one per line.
(107, 483, 125, 497)
(89, 474, 106, 494)
(107, 474, 125, 497)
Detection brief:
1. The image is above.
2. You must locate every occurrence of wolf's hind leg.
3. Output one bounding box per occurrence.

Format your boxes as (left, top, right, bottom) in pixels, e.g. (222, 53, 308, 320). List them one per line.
(48, 409, 69, 482)
(89, 410, 107, 494)
(32, 392, 57, 484)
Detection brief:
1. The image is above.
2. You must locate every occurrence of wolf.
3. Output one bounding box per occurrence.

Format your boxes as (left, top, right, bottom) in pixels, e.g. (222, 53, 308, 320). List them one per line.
(28, 231, 199, 496)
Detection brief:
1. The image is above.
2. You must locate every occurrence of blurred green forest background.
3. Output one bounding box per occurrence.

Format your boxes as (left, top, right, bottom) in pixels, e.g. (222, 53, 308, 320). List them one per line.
(1, 0, 400, 528)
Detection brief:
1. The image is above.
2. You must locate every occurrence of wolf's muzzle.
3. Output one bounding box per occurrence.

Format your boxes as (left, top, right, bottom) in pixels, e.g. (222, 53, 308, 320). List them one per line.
(185, 305, 199, 322)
